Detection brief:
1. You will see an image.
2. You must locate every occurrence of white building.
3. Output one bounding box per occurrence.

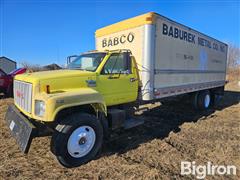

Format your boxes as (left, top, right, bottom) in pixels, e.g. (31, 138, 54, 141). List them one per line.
(0, 56, 17, 74)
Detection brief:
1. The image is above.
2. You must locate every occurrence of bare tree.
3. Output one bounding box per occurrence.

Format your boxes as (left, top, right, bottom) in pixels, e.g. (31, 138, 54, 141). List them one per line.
(20, 61, 42, 72)
(227, 44, 240, 81)
(20, 61, 62, 72)
(227, 44, 240, 68)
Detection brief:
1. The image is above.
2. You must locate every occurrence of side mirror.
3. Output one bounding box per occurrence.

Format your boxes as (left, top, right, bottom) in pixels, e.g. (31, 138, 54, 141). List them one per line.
(67, 55, 78, 64)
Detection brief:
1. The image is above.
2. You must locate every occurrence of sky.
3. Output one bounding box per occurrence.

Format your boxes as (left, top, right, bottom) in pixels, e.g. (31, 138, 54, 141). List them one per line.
(0, 0, 239, 66)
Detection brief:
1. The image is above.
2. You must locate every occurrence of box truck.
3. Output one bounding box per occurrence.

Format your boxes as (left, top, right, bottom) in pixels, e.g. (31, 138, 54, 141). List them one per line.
(5, 12, 227, 167)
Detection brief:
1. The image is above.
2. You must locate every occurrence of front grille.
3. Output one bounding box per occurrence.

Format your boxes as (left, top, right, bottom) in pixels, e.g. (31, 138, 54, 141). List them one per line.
(14, 80, 32, 113)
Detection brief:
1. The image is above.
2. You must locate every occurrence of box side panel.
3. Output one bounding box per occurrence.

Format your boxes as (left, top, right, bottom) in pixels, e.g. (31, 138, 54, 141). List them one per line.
(96, 26, 145, 70)
(154, 16, 227, 98)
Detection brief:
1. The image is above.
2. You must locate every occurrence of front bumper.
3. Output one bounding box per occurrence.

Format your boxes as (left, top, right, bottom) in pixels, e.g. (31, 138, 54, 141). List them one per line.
(5, 104, 38, 153)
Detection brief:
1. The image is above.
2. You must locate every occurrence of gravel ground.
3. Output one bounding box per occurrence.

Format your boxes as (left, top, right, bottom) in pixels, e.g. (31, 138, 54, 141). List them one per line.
(0, 82, 239, 179)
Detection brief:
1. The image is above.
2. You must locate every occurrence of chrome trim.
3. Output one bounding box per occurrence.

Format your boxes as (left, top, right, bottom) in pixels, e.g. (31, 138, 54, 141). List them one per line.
(14, 80, 32, 113)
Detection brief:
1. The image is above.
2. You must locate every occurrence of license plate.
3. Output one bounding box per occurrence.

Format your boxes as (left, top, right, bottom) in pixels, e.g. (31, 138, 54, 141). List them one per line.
(9, 120, 15, 131)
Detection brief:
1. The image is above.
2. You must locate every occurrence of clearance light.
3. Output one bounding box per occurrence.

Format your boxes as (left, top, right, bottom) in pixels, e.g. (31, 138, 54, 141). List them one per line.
(146, 17, 153, 21)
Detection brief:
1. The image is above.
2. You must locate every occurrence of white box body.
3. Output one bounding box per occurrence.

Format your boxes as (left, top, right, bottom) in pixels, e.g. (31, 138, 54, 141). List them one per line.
(96, 13, 227, 101)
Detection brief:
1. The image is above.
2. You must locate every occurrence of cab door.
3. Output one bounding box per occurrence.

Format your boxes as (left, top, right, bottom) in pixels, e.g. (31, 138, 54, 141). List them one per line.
(97, 52, 138, 106)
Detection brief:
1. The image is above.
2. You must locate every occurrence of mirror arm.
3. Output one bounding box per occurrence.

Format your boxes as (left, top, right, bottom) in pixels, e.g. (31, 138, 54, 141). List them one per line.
(118, 70, 121, 78)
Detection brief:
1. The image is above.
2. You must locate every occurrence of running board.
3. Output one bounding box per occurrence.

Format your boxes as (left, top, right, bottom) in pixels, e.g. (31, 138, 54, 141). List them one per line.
(124, 117, 144, 129)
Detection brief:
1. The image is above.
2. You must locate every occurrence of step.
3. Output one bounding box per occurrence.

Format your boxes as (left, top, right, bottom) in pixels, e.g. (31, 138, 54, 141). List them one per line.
(124, 117, 144, 129)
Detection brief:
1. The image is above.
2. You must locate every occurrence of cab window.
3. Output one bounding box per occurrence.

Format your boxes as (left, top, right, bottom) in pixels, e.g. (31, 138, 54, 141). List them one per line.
(102, 53, 131, 74)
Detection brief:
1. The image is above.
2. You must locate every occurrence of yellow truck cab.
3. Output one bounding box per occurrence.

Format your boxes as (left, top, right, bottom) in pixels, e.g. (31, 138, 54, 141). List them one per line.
(5, 50, 142, 167)
(12, 50, 139, 123)
(5, 12, 227, 167)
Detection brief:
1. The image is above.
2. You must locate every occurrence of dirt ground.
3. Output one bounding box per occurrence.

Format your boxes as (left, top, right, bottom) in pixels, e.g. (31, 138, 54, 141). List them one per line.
(0, 82, 239, 180)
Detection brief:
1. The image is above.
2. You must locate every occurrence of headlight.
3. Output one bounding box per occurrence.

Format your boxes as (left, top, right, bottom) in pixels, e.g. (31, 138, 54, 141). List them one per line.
(35, 100, 45, 117)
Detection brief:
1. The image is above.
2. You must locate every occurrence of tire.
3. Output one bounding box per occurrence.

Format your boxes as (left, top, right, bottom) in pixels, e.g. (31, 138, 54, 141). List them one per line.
(211, 94, 222, 107)
(51, 113, 103, 168)
(194, 90, 211, 110)
(6, 84, 13, 97)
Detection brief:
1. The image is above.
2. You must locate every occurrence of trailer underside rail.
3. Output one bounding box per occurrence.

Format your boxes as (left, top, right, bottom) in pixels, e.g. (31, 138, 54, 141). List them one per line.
(154, 80, 225, 98)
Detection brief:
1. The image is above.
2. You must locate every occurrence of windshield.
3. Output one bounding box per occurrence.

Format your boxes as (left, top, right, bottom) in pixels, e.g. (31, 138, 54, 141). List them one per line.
(67, 53, 106, 71)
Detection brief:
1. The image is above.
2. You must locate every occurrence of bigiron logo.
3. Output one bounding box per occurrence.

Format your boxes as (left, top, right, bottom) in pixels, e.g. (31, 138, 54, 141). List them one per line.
(181, 161, 237, 179)
(102, 33, 134, 48)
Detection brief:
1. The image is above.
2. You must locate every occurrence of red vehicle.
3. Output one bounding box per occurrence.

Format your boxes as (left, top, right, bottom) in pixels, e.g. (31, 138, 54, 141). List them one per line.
(0, 68, 27, 97)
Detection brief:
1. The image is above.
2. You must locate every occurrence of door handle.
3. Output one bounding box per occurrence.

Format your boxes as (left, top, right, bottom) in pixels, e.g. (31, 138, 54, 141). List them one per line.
(108, 76, 119, 79)
(130, 78, 138, 82)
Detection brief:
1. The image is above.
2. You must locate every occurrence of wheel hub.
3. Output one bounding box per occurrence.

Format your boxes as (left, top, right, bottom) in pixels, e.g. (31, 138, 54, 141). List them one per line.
(67, 126, 96, 158)
(79, 137, 87, 145)
(204, 94, 210, 108)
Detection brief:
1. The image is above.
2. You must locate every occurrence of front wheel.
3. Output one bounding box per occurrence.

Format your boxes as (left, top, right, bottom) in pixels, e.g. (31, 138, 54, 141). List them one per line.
(51, 113, 103, 168)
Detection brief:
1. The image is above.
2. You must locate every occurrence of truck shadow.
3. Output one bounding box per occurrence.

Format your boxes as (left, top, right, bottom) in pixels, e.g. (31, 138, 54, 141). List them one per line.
(0, 93, 12, 99)
(0, 94, 6, 99)
(101, 90, 240, 157)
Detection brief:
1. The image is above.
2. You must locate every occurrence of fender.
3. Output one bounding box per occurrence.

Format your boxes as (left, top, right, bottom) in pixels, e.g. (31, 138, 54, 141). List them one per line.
(44, 88, 106, 122)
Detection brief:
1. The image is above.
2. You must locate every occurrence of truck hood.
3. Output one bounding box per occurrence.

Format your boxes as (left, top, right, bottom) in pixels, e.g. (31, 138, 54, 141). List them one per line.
(15, 69, 97, 93)
(15, 69, 95, 82)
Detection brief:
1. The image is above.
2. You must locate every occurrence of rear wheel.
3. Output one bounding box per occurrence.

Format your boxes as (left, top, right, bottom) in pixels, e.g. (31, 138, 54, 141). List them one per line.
(193, 90, 212, 110)
(51, 113, 103, 168)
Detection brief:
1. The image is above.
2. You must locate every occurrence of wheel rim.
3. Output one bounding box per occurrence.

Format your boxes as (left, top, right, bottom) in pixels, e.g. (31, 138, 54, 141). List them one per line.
(204, 94, 210, 108)
(67, 126, 96, 158)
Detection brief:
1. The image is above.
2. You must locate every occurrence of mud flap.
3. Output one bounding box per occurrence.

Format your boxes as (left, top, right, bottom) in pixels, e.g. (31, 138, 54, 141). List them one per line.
(5, 104, 37, 153)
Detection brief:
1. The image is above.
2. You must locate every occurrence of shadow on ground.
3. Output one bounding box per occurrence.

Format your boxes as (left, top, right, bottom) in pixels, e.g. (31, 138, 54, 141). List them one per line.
(101, 90, 240, 156)
(0, 94, 10, 99)
(0, 94, 5, 99)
